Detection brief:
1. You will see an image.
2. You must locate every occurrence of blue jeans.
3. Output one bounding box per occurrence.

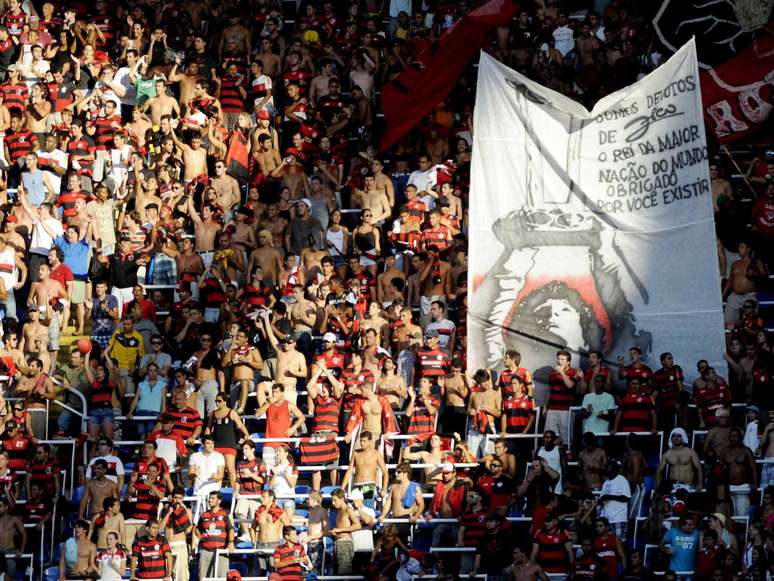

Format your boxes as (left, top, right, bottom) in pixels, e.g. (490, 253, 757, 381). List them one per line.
(134, 409, 159, 439)
(0, 289, 17, 321)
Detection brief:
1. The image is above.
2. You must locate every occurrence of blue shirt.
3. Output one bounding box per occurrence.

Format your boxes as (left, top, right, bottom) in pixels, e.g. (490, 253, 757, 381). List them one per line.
(664, 526, 700, 573)
(54, 236, 90, 278)
(22, 169, 46, 207)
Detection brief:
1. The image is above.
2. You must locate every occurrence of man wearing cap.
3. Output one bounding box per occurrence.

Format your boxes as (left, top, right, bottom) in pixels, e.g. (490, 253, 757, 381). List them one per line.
(286, 196, 323, 257)
(427, 463, 468, 548)
(657, 428, 703, 492)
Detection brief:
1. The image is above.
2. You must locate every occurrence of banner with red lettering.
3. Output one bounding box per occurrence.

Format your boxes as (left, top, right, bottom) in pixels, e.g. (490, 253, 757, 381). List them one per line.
(379, 0, 518, 151)
(653, 0, 774, 142)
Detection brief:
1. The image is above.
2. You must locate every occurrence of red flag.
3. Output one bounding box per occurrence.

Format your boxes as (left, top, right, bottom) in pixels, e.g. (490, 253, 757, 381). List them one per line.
(700, 27, 774, 142)
(379, 0, 519, 151)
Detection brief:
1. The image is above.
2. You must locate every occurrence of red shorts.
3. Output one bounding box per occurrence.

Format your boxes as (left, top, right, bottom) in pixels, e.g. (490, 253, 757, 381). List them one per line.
(215, 447, 237, 457)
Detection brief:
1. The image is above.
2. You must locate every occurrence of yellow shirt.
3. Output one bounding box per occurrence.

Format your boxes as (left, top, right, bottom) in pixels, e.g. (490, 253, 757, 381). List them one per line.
(108, 330, 145, 369)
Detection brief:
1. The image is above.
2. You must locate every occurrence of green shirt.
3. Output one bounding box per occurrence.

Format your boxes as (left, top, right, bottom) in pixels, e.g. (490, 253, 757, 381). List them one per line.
(135, 76, 161, 106)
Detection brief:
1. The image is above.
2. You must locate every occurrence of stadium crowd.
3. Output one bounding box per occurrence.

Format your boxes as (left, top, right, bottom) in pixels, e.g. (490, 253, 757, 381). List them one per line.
(0, 0, 768, 580)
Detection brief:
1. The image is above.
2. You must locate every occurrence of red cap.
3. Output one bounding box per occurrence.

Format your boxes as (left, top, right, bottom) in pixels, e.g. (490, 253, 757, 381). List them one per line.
(5, 215, 17, 223)
(257, 110, 271, 120)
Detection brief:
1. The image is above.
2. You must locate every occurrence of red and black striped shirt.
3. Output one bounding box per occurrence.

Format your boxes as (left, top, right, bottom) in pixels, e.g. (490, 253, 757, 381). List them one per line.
(272, 542, 307, 581)
(342, 367, 374, 410)
(236, 458, 265, 494)
(197, 508, 232, 550)
(503, 395, 534, 432)
(5, 129, 35, 163)
(94, 115, 121, 150)
(219, 76, 244, 113)
(89, 379, 115, 409)
(460, 509, 488, 546)
(133, 478, 167, 521)
(1, 82, 27, 112)
(652, 365, 684, 411)
(67, 137, 95, 176)
(415, 347, 451, 378)
(28, 457, 61, 496)
(407, 395, 440, 435)
(535, 529, 571, 573)
(547, 368, 578, 411)
(132, 536, 171, 579)
(311, 396, 341, 433)
(158, 406, 202, 440)
(617, 393, 654, 433)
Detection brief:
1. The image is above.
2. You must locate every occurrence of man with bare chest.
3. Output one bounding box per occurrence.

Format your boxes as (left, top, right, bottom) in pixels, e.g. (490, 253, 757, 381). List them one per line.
(187, 199, 219, 266)
(0, 497, 26, 578)
(330, 488, 361, 575)
(723, 241, 766, 327)
(342, 431, 389, 499)
(258, 205, 288, 252)
(720, 426, 758, 516)
(59, 519, 97, 580)
(251, 489, 290, 572)
(578, 432, 608, 490)
(247, 230, 282, 283)
(657, 429, 703, 491)
(173, 237, 205, 285)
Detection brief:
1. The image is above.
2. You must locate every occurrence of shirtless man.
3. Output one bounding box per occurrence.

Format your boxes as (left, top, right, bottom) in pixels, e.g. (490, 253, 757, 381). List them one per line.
(723, 241, 766, 328)
(168, 59, 201, 107)
(210, 160, 241, 216)
(247, 230, 282, 283)
(353, 174, 391, 223)
(418, 247, 452, 327)
(300, 242, 329, 279)
(392, 307, 423, 386)
(0, 497, 26, 579)
(576, 21, 601, 66)
(253, 133, 282, 180)
(220, 14, 251, 58)
(251, 489, 290, 570)
(159, 487, 193, 581)
(402, 432, 451, 484)
(377, 254, 405, 305)
(187, 199, 219, 263)
(20, 309, 48, 355)
(720, 426, 758, 516)
(260, 312, 306, 403)
(578, 432, 608, 490)
(257, 37, 281, 77)
(91, 497, 126, 549)
(222, 327, 264, 414)
(14, 357, 56, 437)
(703, 408, 732, 465)
(360, 302, 389, 343)
(171, 130, 208, 182)
(258, 204, 289, 251)
(58, 519, 96, 581)
(510, 544, 549, 581)
(656, 428, 703, 491)
(466, 370, 502, 456)
(289, 284, 317, 335)
(28, 263, 66, 317)
(330, 488, 361, 575)
(141, 79, 180, 124)
(710, 164, 733, 213)
(79, 459, 120, 519)
(171, 237, 205, 286)
(376, 357, 407, 409)
(482, 438, 518, 480)
(379, 461, 425, 525)
(342, 431, 389, 499)
(370, 159, 395, 208)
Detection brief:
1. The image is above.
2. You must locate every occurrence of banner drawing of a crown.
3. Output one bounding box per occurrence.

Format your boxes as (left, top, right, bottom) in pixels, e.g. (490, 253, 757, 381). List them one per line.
(735, 0, 774, 31)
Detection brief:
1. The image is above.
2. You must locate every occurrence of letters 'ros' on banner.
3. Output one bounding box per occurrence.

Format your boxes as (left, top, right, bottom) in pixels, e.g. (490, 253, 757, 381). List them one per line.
(467, 40, 726, 391)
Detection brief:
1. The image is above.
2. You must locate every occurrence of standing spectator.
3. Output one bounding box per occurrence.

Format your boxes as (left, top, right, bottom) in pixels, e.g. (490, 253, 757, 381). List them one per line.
(661, 515, 700, 576)
(194, 490, 235, 579)
(581, 374, 616, 435)
(599, 461, 632, 542)
(545, 349, 579, 445)
(129, 518, 173, 581)
(532, 512, 573, 574)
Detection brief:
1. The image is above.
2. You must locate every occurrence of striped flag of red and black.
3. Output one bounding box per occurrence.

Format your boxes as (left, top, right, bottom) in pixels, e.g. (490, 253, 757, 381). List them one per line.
(132, 536, 170, 579)
(299, 433, 339, 465)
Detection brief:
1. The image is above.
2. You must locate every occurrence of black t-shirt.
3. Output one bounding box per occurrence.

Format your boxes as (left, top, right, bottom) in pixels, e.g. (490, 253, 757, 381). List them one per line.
(476, 529, 515, 575)
(109, 252, 141, 288)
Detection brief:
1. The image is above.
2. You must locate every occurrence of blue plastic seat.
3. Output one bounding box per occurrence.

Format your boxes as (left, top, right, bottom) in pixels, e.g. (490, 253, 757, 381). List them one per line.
(44, 567, 58, 581)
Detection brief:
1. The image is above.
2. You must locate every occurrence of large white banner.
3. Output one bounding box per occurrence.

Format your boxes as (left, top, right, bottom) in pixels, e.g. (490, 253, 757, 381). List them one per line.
(468, 39, 726, 393)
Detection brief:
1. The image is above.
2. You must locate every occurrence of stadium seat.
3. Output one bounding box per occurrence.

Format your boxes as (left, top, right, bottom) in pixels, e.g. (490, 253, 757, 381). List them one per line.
(44, 567, 58, 581)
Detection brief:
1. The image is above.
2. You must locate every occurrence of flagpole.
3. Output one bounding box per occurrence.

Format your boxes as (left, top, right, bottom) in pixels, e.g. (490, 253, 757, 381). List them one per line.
(721, 145, 758, 199)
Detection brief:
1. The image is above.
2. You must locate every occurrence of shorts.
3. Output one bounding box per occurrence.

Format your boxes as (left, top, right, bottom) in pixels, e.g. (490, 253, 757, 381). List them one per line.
(216, 447, 237, 457)
(359, 255, 377, 267)
(71, 280, 86, 305)
(89, 408, 114, 425)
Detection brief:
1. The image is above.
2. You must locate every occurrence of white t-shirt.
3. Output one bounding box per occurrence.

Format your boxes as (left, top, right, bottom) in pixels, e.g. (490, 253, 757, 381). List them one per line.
(252, 74, 274, 110)
(30, 216, 63, 256)
(0, 247, 18, 290)
(389, 0, 412, 17)
(189, 450, 225, 495)
(553, 26, 575, 57)
(425, 319, 456, 350)
(36, 148, 69, 194)
(581, 391, 616, 435)
(600, 474, 631, 524)
(538, 445, 563, 493)
(114, 67, 137, 106)
(85, 454, 126, 484)
(744, 420, 759, 454)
